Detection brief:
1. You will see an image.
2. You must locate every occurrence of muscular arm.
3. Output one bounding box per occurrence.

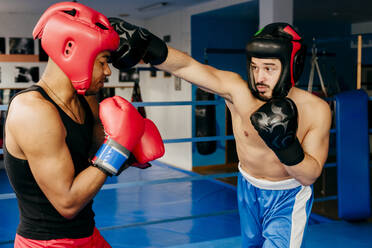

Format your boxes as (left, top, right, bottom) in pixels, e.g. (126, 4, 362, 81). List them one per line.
(7, 96, 107, 219)
(109, 18, 248, 103)
(156, 46, 246, 103)
(284, 101, 332, 186)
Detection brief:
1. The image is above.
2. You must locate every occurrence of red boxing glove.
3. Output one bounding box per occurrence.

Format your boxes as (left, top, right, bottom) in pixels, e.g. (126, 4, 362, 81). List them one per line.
(133, 118, 165, 164)
(92, 96, 145, 176)
(116, 118, 165, 174)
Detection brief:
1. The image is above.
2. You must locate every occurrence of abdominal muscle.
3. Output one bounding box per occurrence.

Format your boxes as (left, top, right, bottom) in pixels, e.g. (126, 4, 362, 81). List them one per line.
(233, 119, 293, 182)
(225, 91, 308, 182)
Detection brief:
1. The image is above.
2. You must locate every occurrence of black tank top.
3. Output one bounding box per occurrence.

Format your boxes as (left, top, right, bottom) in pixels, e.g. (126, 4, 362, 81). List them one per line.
(4, 85, 95, 240)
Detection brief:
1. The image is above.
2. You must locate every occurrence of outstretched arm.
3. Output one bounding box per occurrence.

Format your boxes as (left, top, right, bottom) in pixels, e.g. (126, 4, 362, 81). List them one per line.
(156, 46, 243, 102)
(109, 17, 247, 103)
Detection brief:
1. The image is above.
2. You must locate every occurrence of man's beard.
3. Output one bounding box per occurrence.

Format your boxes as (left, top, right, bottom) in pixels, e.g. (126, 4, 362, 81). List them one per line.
(257, 92, 271, 101)
(255, 83, 272, 101)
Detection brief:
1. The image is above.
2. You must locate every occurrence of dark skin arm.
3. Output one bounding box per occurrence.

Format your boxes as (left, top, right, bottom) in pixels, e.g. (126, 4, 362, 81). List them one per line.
(6, 94, 107, 220)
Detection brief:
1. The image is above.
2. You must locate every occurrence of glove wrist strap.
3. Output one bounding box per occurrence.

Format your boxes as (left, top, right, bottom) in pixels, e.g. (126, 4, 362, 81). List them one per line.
(275, 138, 305, 166)
(142, 33, 168, 65)
(92, 138, 130, 176)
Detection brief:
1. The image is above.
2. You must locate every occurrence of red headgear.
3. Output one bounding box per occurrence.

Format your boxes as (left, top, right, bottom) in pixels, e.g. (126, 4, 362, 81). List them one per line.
(33, 2, 119, 95)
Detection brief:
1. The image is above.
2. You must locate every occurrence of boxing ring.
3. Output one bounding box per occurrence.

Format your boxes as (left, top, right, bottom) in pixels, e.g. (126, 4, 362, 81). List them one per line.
(0, 90, 372, 247)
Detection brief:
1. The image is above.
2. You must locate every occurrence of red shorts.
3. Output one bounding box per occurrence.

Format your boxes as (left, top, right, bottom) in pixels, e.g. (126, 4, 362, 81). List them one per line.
(14, 228, 111, 248)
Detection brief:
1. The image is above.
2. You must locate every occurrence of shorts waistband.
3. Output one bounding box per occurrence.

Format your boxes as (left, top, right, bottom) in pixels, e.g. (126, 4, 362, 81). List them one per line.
(238, 163, 302, 190)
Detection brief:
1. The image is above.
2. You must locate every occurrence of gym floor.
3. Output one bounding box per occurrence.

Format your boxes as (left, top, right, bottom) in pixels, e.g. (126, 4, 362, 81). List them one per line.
(1, 161, 372, 247)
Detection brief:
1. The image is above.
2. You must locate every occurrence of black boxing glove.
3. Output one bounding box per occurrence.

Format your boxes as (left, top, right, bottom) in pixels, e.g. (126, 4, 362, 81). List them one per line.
(108, 17, 168, 70)
(250, 98, 304, 166)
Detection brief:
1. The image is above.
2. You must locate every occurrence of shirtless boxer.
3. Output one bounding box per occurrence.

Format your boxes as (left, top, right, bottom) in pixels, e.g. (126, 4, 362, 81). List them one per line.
(108, 19, 331, 247)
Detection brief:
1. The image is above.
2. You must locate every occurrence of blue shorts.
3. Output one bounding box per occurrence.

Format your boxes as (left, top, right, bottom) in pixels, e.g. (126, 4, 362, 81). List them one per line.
(238, 164, 313, 248)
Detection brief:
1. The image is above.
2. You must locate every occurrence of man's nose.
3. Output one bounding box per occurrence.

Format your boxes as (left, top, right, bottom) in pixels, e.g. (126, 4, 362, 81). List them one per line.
(105, 64, 112, 76)
(256, 69, 265, 83)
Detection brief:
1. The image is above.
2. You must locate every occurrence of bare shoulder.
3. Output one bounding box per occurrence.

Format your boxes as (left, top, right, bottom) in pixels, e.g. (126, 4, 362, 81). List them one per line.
(8, 91, 59, 124)
(7, 91, 65, 151)
(291, 88, 332, 125)
(224, 71, 248, 88)
(223, 72, 254, 105)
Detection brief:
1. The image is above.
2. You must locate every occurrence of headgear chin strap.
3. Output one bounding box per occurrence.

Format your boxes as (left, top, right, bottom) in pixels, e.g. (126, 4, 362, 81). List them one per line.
(33, 2, 119, 95)
(246, 23, 306, 101)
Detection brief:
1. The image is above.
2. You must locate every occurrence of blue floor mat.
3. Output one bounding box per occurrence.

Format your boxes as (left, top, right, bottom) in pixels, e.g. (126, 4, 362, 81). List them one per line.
(1, 161, 372, 247)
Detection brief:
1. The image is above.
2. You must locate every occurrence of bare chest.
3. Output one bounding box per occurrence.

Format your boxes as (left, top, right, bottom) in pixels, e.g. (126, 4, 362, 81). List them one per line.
(228, 102, 309, 180)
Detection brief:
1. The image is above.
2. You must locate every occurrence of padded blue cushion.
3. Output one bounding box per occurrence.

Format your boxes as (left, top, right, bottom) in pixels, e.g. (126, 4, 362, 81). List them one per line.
(335, 89, 371, 220)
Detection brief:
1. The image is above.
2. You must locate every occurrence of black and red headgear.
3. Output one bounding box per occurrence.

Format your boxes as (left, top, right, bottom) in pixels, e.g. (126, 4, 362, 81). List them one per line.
(245, 23, 306, 100)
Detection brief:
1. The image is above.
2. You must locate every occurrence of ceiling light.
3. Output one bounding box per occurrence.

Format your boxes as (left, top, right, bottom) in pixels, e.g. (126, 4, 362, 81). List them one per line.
(137, 2, 168, 12)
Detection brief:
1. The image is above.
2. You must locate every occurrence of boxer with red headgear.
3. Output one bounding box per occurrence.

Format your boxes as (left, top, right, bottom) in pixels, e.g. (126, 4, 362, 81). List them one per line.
(33, 1, 119, 95)
(4, 2, 164, 247)
(109, 19, 331, 247)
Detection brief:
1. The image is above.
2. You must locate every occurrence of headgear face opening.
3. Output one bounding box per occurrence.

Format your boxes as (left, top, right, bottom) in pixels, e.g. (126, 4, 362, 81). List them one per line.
(33, 2, 119, 95)
(245, 23, 306, 101)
